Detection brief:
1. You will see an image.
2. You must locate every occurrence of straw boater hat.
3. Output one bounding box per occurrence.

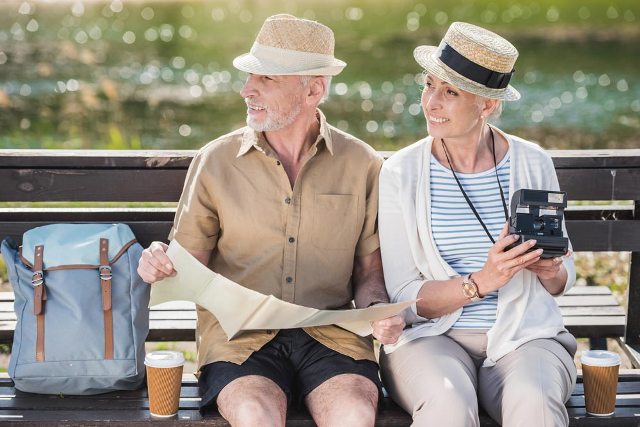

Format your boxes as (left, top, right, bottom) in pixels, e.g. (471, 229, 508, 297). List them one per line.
(414, 22, 520, 101)
(233, 14, 346, 76)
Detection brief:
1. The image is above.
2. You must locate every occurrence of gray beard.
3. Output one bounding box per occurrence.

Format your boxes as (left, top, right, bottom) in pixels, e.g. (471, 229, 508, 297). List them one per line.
(246, 102, 302, 132)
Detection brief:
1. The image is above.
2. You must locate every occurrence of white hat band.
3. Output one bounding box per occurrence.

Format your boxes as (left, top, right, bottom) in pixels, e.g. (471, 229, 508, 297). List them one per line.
(249, 42, 338, 71)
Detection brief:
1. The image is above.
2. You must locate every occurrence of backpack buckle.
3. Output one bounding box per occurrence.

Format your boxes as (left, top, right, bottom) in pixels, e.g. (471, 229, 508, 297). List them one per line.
(99, 265, 112, 281)
(31, 271, 44, 286)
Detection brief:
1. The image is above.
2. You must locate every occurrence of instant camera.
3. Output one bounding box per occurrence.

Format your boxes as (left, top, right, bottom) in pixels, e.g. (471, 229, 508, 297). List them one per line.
(507, 189, 569, 258)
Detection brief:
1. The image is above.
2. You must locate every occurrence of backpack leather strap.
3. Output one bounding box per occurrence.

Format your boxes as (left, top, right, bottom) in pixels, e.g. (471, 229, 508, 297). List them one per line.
(32, 245, 46, 362)
(99, 239, 114, 360)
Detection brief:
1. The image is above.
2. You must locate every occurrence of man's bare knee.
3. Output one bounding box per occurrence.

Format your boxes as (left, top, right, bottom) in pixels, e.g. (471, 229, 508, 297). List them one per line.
(216, 375, 287, 427)
(306, 374, 378, 427)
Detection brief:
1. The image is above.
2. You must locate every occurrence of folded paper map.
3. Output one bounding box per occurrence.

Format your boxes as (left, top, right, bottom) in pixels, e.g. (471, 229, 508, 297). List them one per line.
(149, 240, 414, 340)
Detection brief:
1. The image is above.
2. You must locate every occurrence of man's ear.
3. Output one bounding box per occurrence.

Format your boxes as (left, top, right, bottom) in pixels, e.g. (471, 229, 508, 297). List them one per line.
(306, 77, 325, 106)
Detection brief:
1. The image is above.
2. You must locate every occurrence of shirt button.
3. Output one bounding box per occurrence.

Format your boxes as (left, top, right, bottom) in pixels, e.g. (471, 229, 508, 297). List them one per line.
(288, 237, 295, 243)
(286, 277, 293, 283)
(284, 197, 291, 204)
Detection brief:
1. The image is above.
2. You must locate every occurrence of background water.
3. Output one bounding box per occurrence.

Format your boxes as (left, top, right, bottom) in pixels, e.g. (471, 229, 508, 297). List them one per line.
(0, 0, 638, 151)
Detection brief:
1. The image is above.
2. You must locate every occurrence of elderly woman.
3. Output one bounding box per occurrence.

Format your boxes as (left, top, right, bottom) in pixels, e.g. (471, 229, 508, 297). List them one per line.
(378, 22, 577, 426)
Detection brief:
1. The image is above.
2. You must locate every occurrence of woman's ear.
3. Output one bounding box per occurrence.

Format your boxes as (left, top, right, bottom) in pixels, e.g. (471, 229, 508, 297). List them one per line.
(481, 98, 501, 119)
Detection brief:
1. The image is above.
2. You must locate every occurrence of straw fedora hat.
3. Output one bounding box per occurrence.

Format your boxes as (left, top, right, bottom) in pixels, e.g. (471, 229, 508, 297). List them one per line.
(233, 14, 346, 76)
(414, 22, 520, 101)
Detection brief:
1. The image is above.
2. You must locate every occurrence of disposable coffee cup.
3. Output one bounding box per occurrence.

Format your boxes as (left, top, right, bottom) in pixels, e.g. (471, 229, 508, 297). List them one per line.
(145, 351, 185, 417)
(580, 350, 621, 417)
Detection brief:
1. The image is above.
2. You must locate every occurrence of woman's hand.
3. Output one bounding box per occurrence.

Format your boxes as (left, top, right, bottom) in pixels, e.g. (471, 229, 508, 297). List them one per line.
(474, 223, 543, 295)
(526, 250, 572, 280)
(526, 250, 571, 295)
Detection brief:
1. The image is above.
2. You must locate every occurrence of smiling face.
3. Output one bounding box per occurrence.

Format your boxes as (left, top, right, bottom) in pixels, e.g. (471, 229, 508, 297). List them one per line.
(240, 74, 307, 132)
(421, 73, 495, 142)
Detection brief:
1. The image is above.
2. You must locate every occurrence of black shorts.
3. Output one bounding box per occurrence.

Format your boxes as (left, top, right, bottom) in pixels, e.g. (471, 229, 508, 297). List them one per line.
(198, 328, 380, 411)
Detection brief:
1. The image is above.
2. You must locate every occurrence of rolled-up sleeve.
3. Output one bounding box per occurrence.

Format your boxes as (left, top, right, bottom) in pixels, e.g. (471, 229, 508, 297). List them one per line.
(169, 152, 220, 251)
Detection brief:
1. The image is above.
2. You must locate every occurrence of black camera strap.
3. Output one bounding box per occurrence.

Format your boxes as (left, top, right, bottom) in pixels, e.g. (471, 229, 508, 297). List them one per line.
(441, 127, 508, 244)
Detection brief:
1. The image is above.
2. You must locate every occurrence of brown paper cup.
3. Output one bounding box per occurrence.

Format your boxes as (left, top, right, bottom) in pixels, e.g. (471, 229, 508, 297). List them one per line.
(145, 351, 185, 417)
(580, 350, 621, 417)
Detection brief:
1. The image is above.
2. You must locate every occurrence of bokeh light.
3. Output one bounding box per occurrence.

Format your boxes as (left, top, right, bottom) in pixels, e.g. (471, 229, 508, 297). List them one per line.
(0, 0, 637, 151)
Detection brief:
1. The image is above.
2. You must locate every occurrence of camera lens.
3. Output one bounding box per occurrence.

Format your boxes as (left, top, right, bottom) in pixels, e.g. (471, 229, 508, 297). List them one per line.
(533, 219, 545, 232)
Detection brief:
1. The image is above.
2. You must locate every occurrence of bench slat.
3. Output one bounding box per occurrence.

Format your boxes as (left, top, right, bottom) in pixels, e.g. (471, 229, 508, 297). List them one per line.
(2, 150, 639, 200)
(556, 295, 620, 307)
(0, 169, 186, 202)
(0, 287, 627, 343)
(556, 168, 640, 200)
(0, 285, 619, 301)
(0, 305, 623, 319)
(0, 318, 624, 343)
(560, 306, 626, 316)
(2, 218, 639, 251)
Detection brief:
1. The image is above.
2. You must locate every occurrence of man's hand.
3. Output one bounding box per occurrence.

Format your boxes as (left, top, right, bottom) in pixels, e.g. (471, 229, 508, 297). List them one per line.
(371, 314, 405, 345)
(137, 241, 176, 284)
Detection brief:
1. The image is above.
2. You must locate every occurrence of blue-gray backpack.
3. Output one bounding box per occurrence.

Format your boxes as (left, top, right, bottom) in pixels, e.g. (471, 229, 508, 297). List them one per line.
(0, 223, 150, 395)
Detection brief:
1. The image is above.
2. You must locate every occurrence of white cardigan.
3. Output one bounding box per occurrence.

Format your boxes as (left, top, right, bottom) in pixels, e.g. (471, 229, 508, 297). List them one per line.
(379, 128, 576, 366)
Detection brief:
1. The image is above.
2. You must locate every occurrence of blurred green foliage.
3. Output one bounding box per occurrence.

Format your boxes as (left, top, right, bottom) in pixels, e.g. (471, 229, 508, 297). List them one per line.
(0, 256, 6, 285)
(574, 252, 630, 305)
(152, 342, 196, 363)
(0, 0, 638, 150)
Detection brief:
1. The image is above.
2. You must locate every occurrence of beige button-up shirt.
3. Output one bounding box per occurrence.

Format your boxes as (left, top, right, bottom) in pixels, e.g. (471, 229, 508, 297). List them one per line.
(170, 110, 383, 368)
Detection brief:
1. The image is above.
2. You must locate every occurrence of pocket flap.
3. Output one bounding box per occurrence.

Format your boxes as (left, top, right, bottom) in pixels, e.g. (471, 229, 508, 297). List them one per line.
(21, 224, 136, 269)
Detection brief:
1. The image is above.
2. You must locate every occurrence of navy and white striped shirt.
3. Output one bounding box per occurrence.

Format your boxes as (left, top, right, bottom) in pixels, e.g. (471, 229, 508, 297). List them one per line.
(430, 152, 510, 329)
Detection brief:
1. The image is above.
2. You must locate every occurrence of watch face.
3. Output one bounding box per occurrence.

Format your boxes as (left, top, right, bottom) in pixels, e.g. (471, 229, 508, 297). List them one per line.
(461, 280, 478, 299)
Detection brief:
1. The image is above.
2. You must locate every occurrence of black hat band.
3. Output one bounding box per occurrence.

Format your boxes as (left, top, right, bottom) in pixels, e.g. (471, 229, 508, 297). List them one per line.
(437, 43, 514, 89)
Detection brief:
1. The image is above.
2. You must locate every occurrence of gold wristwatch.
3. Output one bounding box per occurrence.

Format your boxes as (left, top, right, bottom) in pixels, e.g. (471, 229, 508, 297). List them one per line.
(461, 274, 482, 302)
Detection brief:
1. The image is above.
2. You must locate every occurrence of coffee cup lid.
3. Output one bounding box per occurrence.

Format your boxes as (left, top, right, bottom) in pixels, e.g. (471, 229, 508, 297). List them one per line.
(580, 350, 621, 367)
(145, 351, 185, 368)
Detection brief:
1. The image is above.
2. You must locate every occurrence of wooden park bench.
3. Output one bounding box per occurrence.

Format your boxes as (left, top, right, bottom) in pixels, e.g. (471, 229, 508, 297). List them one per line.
(0, 148, 639, 425)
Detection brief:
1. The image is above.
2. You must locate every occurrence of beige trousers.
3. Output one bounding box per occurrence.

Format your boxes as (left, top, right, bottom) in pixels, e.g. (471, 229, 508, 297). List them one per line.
(379, 329, 577, 427)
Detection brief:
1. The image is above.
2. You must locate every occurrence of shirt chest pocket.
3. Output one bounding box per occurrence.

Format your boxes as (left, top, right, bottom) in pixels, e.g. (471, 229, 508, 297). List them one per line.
(312, 194, 358, 250)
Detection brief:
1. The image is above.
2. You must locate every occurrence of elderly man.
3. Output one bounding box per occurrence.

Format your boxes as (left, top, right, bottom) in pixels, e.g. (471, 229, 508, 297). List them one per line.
(137, 14, 404, 426)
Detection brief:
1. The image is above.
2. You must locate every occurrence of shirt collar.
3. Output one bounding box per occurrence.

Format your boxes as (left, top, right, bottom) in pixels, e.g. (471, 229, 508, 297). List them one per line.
(316, 109, 334, 155)
(237, 127, 267, 157)
(237, 109, 334, 158)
